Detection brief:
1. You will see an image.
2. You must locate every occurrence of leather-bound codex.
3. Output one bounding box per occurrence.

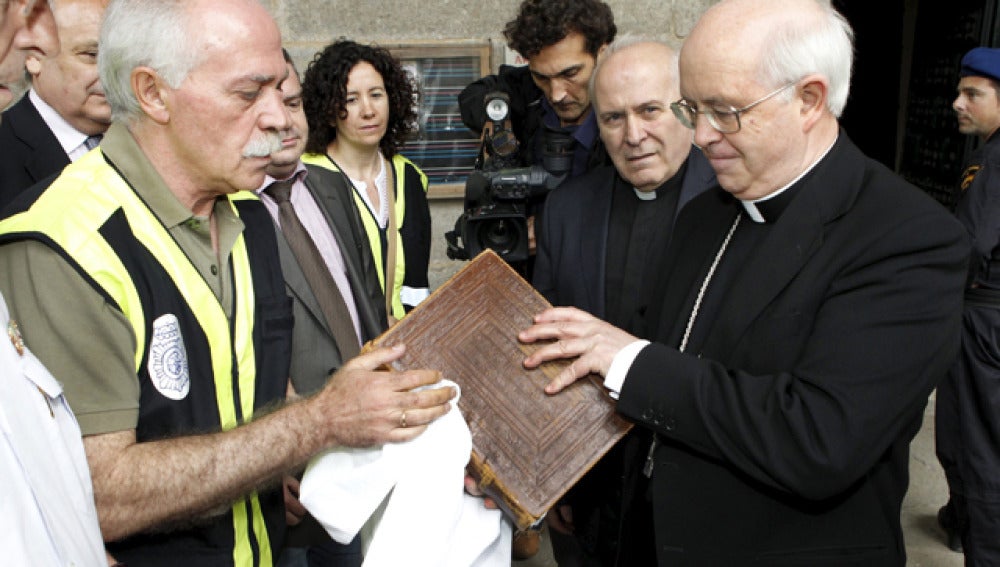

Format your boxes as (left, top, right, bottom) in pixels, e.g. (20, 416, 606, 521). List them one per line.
(361, 250, 633, 530)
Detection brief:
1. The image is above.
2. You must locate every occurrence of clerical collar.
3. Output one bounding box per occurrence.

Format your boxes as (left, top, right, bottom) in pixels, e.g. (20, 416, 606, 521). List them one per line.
(740, 135, 838, 223)
(634, 187, 657, 200)
(631, 159, 689, 201)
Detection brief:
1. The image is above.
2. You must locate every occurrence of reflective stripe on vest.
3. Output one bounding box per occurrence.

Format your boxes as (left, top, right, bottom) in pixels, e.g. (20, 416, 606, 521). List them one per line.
(0, 151, 272, 566)
(302, 152, 427, 319)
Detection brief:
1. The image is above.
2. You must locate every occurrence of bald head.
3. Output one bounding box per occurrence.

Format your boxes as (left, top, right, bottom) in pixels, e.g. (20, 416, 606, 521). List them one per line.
(592, 39, 691, 192)
(684, 0, 792, 84)
(682, 0, 853, 117)
(186, 0, 280, 60)
(592, 40, 679, 108)
(676, 0, 852, 200)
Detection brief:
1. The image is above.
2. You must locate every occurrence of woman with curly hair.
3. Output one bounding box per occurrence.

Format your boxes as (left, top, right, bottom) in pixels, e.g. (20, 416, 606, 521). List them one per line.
(302, 39, 431, 322)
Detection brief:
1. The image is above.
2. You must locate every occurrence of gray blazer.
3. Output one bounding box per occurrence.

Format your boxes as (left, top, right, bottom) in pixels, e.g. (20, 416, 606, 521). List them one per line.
(276, 163, 387, 396)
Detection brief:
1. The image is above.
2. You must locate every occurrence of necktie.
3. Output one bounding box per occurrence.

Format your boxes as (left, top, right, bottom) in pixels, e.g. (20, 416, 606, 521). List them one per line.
(84, 134, 102, 150)
(266, 178, 360, 360)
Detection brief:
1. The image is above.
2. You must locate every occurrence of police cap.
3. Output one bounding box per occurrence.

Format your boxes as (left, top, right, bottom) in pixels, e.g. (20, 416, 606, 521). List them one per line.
(961, 47, 1000, 82)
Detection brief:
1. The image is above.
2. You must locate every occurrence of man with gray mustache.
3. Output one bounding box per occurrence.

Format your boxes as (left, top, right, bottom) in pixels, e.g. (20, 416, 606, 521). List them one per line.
(0, 0, 454, 565)
(244, 130, 284, 158)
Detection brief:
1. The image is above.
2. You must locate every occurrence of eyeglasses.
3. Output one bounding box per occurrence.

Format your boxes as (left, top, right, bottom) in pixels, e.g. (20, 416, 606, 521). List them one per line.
(670, 82, 797, 134)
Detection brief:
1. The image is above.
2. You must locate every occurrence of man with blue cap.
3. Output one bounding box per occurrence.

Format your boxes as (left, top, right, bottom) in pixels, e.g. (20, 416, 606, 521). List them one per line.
(937, 45, 1000, 564)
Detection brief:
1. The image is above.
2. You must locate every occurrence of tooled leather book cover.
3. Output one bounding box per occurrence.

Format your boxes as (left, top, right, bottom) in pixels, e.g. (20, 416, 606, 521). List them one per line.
(360, 249, 633, 530)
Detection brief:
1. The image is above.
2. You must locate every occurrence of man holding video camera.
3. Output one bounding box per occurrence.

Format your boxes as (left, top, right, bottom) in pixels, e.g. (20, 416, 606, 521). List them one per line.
(459, 0, 615, 177)
(455, 0, 615, 275)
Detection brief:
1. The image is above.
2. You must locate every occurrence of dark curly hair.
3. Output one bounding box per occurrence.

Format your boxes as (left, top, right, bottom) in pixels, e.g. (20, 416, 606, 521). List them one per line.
(503, 0, 616, 59)
(302, 39, 418, 157)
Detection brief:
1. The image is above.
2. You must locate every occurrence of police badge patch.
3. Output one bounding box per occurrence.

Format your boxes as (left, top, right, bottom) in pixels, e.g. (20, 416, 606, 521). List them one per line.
(148, 314, 190, 400)
(961, 164, 981, 192)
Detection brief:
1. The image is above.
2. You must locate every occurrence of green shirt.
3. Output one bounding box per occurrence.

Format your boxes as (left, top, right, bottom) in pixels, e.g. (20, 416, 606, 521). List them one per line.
(0, 122, 245, 434)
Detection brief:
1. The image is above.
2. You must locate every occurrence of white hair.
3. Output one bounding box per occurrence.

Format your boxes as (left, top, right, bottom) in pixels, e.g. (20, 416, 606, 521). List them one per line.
(98, 0, 203, 123)
(756, 0, 854, 117)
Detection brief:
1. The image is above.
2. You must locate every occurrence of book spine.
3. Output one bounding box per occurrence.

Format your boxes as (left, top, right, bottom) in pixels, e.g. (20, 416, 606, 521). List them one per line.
(468, 450, 538, 531)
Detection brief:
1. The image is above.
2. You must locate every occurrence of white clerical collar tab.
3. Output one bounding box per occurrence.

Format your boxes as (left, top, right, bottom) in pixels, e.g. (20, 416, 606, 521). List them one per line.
(740, 200, 766, 223)
(634, 187, 657, 200)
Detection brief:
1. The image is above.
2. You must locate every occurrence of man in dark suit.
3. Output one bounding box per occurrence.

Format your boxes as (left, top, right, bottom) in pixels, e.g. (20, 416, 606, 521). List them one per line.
(0, 0, 110, 208)
(257, 51, 386, 567)
(532, 38, 714, 565)
(518, 0, 969, 565)
(534, 39, 714, 324)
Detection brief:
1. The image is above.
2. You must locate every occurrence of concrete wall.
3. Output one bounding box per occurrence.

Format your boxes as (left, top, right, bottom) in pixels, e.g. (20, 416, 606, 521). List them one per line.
(266, 0, 716, 290)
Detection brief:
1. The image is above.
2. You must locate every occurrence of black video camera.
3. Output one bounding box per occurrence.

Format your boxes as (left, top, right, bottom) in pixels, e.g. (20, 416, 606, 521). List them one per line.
(446, 92, 571, 264)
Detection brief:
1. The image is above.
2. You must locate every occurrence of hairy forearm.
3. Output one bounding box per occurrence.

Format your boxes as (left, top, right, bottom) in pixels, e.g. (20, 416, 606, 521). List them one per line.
(86, 397, 328, 542)
(86, 347, 456, 542)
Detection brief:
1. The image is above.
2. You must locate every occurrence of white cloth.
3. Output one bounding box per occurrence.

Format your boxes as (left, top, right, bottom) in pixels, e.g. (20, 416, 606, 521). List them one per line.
(0, 292, 106, 566)
(300, 380, 512, 566)
(399, 285, 431, 308)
